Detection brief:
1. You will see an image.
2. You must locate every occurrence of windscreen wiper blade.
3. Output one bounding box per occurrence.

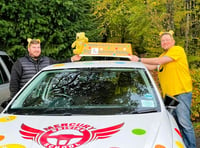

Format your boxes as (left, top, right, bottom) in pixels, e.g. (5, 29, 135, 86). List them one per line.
(130, 108, 158, 114)
(42, 112, 72, 116)
(6, 108, 72, 116)
(41, 108, 72, 116)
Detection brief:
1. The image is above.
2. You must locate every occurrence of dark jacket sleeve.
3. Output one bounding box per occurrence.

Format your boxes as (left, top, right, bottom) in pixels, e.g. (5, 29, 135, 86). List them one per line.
(9, 60, 23, 98)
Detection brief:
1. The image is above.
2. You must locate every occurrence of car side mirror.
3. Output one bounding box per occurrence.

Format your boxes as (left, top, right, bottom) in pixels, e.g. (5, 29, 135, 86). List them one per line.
(164, 94, 179, 113)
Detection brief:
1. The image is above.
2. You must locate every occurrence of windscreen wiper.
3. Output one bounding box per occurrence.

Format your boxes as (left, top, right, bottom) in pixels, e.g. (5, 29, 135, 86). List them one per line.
(130, 108, 159, 114)
(6, 108, 72, 116)
(41, 108, 72, 116)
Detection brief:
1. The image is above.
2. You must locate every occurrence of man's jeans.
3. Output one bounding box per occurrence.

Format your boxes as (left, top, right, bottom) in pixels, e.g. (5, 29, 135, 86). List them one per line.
(173, 92, 196, 148)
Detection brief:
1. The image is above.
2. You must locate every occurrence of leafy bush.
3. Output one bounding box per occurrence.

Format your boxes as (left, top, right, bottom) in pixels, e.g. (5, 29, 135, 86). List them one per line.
(191, 69, 200, 122)
(188, 56, 200, 69)
(0, 0, 101, 60)
(193, 122, 200, 137)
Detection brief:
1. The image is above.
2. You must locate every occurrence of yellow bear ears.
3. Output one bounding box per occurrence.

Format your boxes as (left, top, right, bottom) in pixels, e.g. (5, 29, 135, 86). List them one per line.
(27, 38, 41, 47)
(27, 38, 32, 43)
(159, 30, 174, 37)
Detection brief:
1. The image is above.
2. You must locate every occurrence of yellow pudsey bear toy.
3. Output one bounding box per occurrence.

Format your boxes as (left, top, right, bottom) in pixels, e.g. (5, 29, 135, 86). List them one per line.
(72, 32, 88, 55)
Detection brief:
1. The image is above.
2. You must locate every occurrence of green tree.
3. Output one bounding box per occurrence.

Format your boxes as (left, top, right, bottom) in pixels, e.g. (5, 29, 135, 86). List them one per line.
(94, 0, 199, 57)
(0, 0, 100, 60)
(0, 0, 199, 61)
(93, 0, 132, 43)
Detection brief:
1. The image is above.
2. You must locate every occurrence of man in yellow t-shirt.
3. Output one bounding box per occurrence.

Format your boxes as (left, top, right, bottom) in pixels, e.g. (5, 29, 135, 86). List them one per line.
(158, 45, 192, 97)
(129, 30, 196, 148)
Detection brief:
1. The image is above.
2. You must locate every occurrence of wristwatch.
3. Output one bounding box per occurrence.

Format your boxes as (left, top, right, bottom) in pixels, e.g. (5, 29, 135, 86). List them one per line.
(138, 58, 141, 62)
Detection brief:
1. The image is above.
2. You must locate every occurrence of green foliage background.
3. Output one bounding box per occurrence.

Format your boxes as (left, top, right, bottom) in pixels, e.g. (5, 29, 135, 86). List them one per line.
(0, 0, 102, 60)
(0, 0, 199, 121)
(191, 69, 200, 122)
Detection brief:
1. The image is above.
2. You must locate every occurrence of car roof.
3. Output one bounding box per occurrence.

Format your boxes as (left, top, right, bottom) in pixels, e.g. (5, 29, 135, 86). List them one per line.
(42, 60, 147, 71)
(0, 51, 8, 56)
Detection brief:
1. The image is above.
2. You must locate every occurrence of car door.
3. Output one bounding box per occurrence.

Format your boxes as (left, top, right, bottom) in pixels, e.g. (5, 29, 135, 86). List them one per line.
(0, 52, 13, 105)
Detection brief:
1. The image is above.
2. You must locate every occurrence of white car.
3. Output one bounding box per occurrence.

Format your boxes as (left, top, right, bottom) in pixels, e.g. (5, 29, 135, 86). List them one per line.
(0, 60, 185, 148)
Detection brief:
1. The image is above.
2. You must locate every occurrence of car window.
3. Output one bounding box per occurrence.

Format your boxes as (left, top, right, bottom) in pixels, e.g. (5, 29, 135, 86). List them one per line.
(0, 55, 13, 73)
(0, 62, 9, 84)
(9, 68, 160, 115)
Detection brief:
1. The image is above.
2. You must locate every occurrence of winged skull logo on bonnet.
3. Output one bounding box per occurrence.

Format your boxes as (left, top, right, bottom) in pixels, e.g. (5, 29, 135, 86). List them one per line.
(19, 122, 124, 148)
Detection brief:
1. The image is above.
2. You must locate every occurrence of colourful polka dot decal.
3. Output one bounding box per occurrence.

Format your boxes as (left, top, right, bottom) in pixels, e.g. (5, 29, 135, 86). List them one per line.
(0, 135, 4, 141)
(155, 145, 166, 148)
(83, 62, 94, 65)
(115, 62, 125, 64)
(0, 116, 17, 122)
(132, 128, 146, 135)
(175, 141, 184, 148)
(53, 64, 65, 67)
(0, 144, 26, 148)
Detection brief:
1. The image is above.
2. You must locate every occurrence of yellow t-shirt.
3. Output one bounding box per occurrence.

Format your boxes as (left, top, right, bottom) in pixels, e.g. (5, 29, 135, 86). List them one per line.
(158, 46, 192, 97)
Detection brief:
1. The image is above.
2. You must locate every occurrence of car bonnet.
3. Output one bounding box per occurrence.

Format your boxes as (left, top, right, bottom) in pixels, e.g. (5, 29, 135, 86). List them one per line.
(0, 112, 184, 148)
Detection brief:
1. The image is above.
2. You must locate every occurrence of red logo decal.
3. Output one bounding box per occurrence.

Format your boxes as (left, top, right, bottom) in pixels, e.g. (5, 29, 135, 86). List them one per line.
(175, 128, 182, 138)
(20, 122, 124, 148)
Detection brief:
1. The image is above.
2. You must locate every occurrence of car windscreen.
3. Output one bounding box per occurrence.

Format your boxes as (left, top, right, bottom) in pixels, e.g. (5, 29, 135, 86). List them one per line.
(7, 68, 161, 115)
